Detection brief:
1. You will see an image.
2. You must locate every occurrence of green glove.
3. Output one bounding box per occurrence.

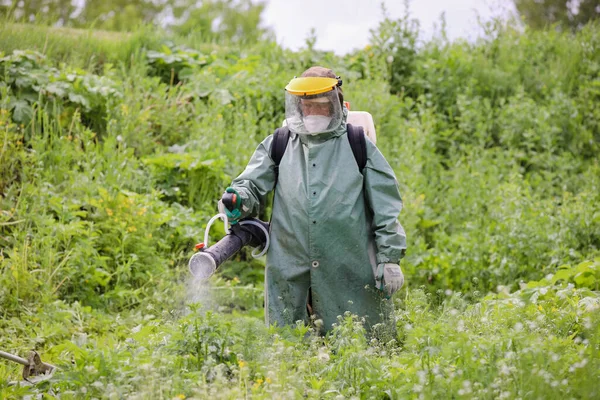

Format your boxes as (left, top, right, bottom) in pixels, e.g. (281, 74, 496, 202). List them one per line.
(218, 187, 242, 224)
(376, 263, 404, 296)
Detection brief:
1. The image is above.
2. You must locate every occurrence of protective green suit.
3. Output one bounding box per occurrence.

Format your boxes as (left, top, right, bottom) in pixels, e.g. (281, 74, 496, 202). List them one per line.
(230, 110, 406, 332)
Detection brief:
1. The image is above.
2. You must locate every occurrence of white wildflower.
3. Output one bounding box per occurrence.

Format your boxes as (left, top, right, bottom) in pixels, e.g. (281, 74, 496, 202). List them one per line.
(140, 363, 153, 371)
(84, 365, 97, 374)
(91, 381, 104, 389)
(513, 322, 523, 332)
(317, 347, 330, 362)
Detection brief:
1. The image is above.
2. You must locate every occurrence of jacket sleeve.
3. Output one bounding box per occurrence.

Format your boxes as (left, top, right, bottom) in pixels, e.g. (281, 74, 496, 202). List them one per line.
(362, 140, 407, 264)
(229, 135, 276, 219)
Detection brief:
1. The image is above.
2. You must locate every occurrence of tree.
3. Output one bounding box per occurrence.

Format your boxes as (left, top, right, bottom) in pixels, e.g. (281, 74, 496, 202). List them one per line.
(1, 0, 269, 42)
(0, 0, 76, 25)
(73, 0, 165, 31)
(0, 0, 166, 28)
(367, 3, 419, 96)
(171, 0, 268, 43)
(513, 0, 600, 30)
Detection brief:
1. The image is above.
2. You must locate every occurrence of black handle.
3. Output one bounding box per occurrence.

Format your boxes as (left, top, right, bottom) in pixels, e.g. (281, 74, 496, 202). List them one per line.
(222, 192, 236, 211)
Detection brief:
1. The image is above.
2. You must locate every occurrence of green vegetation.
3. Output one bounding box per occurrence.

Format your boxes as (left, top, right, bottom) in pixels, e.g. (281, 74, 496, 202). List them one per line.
(0, 0, 269, 41)
(514, 0, 600, 31)
(1, 15, 599, 399)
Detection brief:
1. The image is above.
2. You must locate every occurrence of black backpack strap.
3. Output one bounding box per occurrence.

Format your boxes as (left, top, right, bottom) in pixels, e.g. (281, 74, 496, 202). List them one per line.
(270, 126, 290, 186)
(346, 123, 367, 173)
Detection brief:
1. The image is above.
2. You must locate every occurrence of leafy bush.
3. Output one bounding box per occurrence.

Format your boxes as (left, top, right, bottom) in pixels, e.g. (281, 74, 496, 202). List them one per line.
(142, 152, 229, 211)
(0, 50, 121, 133)
(146, 45, 213, 85)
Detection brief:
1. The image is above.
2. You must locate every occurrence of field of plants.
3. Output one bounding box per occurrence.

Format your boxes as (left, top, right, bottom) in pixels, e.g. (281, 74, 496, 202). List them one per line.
(1, 14, 599, 399)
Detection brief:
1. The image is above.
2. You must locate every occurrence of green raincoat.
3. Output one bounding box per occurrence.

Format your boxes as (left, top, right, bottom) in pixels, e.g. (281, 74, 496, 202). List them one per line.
(230, 110, 406, 332)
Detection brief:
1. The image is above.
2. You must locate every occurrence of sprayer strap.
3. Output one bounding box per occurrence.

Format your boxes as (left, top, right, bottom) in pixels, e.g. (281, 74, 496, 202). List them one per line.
(346, 123, 367, 173)
(271, 126, 290, 186)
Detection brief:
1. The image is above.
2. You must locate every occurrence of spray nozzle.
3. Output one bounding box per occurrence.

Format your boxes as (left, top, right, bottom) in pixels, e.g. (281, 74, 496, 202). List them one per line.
(189, 252, 217, 279)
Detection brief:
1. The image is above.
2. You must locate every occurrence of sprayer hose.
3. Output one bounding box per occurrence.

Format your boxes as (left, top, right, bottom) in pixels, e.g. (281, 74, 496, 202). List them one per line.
(203, 214, 269, 258)
(239, 220, 270, 258)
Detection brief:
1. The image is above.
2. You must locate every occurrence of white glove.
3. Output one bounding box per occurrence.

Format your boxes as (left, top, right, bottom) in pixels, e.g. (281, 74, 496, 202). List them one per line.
(375, 263, 404, 296)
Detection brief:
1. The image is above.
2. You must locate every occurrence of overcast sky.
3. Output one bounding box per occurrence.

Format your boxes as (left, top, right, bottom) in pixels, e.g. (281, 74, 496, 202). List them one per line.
(262, 0, 516, 54)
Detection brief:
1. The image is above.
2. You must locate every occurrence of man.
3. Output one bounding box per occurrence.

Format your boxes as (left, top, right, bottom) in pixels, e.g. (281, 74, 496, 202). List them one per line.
(219, 66, 407, 333)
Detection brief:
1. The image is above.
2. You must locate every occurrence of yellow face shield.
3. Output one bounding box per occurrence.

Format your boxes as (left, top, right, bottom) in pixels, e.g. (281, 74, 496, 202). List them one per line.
(284, 77, 343, 135)
(285, 77, 340, 96)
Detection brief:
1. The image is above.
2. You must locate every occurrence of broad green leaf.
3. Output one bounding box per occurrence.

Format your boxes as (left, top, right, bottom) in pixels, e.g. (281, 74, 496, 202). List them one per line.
(11, 99, 32, 123)
(551, 269, 572, 284)
(178, 67, 195, 81)
(574, 272, 596, 288)
(68, 92, 91, 110)
(14, 75, 33, 88)
(45, 81, 69, 97)
(211, 88, 234, 105)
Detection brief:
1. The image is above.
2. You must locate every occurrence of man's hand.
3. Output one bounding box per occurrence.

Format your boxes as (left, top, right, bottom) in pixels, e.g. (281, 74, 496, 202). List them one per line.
(218, 187, 242, 224)
(375, 263, 404, 296)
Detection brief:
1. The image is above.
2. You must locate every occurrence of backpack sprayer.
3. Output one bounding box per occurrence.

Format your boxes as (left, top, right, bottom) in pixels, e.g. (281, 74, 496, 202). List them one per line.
(188, 191, 270, 279)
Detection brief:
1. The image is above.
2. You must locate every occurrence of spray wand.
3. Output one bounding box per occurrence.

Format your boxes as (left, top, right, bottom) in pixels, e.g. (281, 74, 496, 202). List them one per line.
(188, 193, 270, 279)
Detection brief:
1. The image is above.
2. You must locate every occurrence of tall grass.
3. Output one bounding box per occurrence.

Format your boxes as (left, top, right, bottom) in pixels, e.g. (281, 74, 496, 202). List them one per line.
(0, 22, 162, 70)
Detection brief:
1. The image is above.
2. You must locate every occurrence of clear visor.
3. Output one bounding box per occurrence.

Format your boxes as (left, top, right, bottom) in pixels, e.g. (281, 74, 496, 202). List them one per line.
(285, 88, 343, 135)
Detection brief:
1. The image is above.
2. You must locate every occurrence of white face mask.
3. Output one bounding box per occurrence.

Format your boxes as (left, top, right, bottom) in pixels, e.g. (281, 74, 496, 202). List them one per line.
(303, 115, 332, 134)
